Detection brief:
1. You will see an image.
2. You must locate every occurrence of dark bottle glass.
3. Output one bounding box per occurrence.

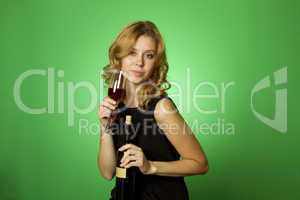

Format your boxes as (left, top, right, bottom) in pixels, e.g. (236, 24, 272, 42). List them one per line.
(115, 115, 136, 200)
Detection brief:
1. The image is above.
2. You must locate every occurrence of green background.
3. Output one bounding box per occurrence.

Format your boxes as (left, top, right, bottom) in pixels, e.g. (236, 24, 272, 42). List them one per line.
(1, 0, 299, 199)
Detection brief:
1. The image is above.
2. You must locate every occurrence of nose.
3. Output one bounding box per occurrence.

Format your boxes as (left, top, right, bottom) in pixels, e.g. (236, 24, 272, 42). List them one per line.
(135, 54, 144, 67)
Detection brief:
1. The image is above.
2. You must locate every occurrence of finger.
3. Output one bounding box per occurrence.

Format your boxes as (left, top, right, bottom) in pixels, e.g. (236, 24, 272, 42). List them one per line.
(120, 150, 129, 163)
(120, 149, 137, 163)
(100, 108, 112, 117)
(120, 155, 138, 167)
(123, 161, 139, 169)
(104, 96, 117, 105)
(101, 101, 117, 111)
(126, 149, 138, 156)
(103, 105, 113, 113)
(99, 105, 109, 115)
(119, 143, 141, 152)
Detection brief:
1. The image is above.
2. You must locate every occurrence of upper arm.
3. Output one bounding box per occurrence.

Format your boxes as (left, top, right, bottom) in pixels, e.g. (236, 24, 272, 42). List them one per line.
(154, 98, 208, 165)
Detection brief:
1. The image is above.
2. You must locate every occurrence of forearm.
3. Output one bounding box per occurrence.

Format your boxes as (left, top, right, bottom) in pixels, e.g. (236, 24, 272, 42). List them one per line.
(148, 159, 208, 177)
(98, 128, 117, 180)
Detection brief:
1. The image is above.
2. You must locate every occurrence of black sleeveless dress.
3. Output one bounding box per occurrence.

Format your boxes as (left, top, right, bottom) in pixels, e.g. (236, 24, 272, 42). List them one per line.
(109, 94, 189, 200)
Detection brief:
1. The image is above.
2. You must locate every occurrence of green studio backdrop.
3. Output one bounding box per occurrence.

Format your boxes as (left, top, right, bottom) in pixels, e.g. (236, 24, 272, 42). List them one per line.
(0, 0, 299, 199)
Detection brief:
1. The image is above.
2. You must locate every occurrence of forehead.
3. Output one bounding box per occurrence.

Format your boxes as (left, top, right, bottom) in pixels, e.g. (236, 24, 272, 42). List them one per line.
(133, 35, 156, 51)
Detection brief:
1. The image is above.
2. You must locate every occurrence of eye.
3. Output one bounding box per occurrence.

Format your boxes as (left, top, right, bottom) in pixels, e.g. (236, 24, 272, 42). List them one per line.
(146, 53, 154, 59)
(129, 51, 137, 56)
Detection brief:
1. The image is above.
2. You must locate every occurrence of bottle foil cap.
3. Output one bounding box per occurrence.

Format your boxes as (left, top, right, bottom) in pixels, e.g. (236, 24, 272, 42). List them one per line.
(125, 115, 132, 125)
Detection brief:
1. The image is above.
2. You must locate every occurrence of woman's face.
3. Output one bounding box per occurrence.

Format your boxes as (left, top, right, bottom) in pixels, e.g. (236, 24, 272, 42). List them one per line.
(121, 35, 157, 84)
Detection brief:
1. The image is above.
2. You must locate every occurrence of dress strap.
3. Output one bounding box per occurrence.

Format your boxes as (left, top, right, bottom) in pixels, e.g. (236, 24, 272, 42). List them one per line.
(147, 94, 172, 111)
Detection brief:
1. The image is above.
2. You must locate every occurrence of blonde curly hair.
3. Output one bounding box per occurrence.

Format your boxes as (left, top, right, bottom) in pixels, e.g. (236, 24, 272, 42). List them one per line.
(101, 21, 171, 109)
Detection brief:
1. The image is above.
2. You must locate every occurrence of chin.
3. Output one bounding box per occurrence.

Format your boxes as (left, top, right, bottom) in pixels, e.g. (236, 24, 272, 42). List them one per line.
(129, 78, 143, 85)
(128, 76, 145, 85)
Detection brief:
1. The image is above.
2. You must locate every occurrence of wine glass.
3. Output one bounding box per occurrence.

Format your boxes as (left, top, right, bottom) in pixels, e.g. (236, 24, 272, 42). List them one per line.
(104, 70, 126, 132)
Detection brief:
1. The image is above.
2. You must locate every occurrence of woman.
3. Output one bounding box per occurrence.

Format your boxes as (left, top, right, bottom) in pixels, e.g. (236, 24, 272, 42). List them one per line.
(98, 21, 209, 200)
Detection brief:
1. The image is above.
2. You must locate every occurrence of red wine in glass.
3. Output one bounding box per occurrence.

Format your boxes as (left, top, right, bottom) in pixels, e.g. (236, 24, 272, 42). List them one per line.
(108, 88, 125, 102)
(105, 70, 126, 132)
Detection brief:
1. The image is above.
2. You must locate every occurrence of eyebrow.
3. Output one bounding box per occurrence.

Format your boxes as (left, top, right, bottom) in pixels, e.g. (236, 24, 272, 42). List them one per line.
(132, 48, 156, 53)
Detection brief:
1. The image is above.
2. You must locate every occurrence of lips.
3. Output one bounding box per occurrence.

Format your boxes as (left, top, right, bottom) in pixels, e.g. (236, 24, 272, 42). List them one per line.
(130, 70, 144, 77)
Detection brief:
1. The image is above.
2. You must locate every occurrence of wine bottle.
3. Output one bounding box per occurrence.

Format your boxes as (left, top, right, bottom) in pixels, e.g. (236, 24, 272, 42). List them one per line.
(115, 115, 135, 200)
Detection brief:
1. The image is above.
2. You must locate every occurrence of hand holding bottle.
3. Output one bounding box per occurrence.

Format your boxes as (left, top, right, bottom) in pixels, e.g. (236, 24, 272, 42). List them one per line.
(118, 143, 157, 175)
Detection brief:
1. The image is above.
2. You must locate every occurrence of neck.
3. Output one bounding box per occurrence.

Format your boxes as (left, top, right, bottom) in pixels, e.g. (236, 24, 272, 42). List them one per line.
(123, 81, 139, 108)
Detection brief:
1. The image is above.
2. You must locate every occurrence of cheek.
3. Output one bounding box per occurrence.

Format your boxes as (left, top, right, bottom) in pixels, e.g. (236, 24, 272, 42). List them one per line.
(144, 62, 156, 78)
(121, 57, 133, 69)
(121, 58, 131, 72)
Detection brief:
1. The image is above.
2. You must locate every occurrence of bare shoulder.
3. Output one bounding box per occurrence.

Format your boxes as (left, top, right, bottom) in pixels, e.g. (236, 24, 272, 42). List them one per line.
(154, 97, 180, 122)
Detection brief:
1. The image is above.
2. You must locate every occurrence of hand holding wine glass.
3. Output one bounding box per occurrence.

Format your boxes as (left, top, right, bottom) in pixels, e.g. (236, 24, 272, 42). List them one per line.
(99, 70, 126, 133)
(103, 70, 126, 132)
(99, 96, 117, 131)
